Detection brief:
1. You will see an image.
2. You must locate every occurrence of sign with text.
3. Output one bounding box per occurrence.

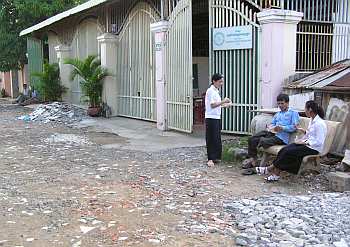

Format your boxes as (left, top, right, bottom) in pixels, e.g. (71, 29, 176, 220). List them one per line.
(213, 25, 253, 50)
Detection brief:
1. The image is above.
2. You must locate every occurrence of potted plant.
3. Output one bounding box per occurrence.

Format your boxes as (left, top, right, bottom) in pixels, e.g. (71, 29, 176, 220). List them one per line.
(64, 55, 109, 116)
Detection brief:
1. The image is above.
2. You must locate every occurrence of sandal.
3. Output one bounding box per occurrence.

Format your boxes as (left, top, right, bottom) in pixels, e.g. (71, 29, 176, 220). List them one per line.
(242, 168, 257, 176)
(255, 167, 269, 175)
(264, 174, 280, 182)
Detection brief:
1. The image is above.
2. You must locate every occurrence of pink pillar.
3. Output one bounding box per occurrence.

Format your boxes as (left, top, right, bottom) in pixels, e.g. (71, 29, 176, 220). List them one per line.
(151, 21, 169, 131)
(257, 9, 303, 108)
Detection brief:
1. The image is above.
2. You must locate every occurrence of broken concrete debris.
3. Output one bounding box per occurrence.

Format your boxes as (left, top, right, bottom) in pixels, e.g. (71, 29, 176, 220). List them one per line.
(17, 102, 87, 124)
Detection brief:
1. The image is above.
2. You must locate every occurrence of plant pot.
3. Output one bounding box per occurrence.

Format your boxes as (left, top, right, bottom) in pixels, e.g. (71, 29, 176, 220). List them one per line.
(87, 106, 101, 117)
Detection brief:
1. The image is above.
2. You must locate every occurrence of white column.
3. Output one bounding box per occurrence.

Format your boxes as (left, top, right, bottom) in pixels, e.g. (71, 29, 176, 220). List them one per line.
(55, 45, 72, 102)
(97, 33, 118, 116)
(257, 9, 303, 108)
(151, 21, 169, 131)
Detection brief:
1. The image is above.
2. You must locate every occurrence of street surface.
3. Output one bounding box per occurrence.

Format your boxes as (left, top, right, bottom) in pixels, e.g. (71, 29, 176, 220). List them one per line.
(0, 101, 348, 247)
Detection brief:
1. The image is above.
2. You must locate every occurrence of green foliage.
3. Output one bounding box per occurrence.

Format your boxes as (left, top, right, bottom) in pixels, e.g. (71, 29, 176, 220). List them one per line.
(1, 88, 6, 98)
(222, 137, 249, 162)
(0, 0, 84, 72)
(33, 62, 66, 101)
(64, 55, 109, 107)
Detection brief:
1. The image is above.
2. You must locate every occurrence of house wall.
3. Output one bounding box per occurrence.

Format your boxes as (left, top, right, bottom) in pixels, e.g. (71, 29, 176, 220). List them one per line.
(67, 18, 102, 105)
(48, 32, 60, 64)
(3, 72, 11, 97)
(10, 70, 19, 98)
(192, 57, 209, 98)
(18, 65, 29, 93)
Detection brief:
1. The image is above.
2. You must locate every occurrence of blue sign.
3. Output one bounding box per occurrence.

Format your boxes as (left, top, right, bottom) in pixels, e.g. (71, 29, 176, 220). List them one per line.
(213, 25, 253, 50)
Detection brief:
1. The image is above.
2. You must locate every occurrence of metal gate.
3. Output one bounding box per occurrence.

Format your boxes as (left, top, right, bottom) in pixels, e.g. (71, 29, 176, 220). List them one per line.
(209, 0, 261, 134)
(116, 2, 160, 121)
(27, 37, 43, 87)
(165, 0, 193, 133)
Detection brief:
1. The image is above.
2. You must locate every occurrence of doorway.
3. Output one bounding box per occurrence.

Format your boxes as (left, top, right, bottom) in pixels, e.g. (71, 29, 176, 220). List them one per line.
(192, 0, 209, 127)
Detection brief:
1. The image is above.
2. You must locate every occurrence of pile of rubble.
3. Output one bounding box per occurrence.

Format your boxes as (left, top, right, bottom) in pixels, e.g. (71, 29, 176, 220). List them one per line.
(17, 102, 87, 124)
(224, 193, 350, 246)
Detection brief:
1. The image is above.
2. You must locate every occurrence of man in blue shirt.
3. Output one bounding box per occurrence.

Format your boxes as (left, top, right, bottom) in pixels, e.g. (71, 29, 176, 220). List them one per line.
(243, 94, 300, 168)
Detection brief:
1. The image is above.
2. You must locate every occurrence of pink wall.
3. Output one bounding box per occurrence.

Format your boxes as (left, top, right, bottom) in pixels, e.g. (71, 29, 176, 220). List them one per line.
(3, 72, 11, 97)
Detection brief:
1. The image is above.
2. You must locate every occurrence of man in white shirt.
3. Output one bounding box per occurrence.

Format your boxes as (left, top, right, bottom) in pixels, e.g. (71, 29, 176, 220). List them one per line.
(205, 73, 232, 167)
(14, 83, 30, 104)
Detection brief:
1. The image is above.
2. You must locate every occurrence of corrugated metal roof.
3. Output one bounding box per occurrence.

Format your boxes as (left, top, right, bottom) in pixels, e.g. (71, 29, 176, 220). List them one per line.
(328, 71, 350, 87)
(311, 68, 350, 89)
(20, 0, 109, 36)
(286, 59, 350, 89)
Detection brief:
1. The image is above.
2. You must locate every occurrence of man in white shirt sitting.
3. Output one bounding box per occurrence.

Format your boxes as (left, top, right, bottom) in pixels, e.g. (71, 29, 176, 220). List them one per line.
(14, 83, 30, 104)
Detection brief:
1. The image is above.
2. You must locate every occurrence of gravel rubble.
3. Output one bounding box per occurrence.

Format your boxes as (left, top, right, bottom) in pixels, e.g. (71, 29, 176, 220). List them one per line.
(17, 102, 88, 124)
(224, 193, 350, 246)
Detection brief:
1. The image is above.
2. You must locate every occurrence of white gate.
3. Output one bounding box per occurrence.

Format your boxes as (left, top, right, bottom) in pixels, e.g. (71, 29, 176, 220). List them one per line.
(165, 0, 193, 133)
(116, 2, 160, 121)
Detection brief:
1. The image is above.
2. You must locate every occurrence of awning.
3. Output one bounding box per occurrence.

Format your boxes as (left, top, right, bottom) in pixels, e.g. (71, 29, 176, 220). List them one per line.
(286, 59, 350, 89)
(20, 0, 109, 36)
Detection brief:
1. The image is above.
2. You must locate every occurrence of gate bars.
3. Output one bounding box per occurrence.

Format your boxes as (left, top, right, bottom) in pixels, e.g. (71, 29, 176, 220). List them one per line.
(210, 0, 261, 134)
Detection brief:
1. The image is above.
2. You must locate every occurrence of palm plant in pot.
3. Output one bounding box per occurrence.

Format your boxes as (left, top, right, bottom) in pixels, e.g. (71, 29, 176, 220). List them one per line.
(64, 55, 109, 117)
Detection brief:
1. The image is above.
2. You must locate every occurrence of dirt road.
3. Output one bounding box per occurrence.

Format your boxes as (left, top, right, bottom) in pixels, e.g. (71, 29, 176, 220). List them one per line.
(0, 102, 330, 247)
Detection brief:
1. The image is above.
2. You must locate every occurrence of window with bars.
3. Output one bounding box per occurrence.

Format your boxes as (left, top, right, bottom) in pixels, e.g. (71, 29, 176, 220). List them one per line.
(296, 22, 333, 72)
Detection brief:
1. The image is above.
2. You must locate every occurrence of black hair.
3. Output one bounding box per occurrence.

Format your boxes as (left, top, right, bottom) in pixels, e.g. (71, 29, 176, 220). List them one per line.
(305, 100, 325, 119)
(211, 73, 224, 83)
(276, 93, 289, 103)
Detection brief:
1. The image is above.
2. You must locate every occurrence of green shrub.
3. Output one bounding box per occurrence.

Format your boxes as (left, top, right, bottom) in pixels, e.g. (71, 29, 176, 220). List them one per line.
(222, 136, 249, 163)
(1, 88, 6, 98)
(33, 62, 66, 101)
(64, 55, 109, 107)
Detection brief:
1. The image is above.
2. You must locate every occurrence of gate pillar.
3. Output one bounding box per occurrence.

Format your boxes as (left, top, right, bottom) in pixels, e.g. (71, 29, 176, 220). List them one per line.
(55, 45, 72, 102)
(257, 9, 303, 108)
(151, 21, 169, 131)
(98, 33, 118, 116)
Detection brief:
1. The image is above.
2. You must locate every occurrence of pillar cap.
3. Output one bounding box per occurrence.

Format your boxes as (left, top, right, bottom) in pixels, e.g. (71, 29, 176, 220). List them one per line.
(151, 21, 169, 33)
(97, 33, 118, 43)
(257, 9, 303, 24)
(55, 45, 71, 52)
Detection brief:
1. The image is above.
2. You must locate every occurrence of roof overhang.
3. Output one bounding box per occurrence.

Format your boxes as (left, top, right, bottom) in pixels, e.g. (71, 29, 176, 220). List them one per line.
(20, 0, 109, 36)
(286, 59, 350, 89)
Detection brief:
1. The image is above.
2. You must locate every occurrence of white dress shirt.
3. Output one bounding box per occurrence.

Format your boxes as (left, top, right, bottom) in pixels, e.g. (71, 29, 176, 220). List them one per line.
(205, 85, 221, 119)
(300, 115, 327, 153)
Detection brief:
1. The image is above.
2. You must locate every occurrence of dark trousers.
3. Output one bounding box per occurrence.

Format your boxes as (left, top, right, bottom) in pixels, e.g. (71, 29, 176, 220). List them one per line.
(248, 131, 285, 158)
(206, 118, 222, 161)
(273, 143, 318, 174)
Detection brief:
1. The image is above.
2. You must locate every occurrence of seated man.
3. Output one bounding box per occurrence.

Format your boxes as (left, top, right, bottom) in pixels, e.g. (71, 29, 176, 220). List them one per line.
(20, 86, 40, 106)
(242, 94, 300, 168)
(13, 83, 30, 104)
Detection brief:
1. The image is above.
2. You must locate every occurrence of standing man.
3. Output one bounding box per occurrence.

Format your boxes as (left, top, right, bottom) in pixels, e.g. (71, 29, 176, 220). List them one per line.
(242, 94, 300, 169)
(205, 73, 231, 167)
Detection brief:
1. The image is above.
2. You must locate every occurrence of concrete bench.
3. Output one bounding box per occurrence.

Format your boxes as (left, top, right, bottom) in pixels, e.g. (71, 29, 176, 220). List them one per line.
(260, 117, 341, 175)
